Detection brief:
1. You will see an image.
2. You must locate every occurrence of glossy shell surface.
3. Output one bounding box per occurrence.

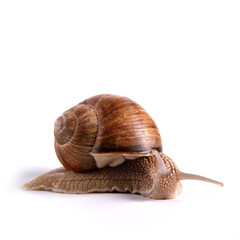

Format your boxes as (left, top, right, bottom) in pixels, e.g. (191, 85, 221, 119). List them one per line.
(54, 94, 162, 172)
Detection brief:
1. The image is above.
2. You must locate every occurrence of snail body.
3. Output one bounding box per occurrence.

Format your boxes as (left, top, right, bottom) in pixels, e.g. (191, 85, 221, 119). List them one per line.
(22, 94, 223, 199)
(22, 154, 183, 199)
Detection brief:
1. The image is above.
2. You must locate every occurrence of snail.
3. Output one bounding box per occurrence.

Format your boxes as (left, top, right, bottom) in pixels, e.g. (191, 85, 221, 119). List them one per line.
(22, 94, 223, 199)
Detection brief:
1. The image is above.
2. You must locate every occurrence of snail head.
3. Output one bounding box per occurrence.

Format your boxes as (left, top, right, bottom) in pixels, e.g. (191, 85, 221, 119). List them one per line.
(149, 151, 223, 199)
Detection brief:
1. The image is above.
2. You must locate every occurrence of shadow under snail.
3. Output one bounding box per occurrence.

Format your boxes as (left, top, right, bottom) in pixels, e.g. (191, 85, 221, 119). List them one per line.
(22, 94, 223, 199)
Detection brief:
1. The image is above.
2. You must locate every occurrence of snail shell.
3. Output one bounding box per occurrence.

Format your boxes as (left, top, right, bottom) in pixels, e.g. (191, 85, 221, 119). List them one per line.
(54, 94, 162, 172)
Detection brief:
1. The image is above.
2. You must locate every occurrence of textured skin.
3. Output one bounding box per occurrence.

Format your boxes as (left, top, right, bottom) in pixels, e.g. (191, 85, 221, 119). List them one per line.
(149, 153, 182, 199)
(22, 153, 183, 199)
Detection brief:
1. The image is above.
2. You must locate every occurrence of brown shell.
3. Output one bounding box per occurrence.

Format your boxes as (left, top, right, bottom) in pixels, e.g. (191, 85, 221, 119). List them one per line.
(54, 94, 162, 172)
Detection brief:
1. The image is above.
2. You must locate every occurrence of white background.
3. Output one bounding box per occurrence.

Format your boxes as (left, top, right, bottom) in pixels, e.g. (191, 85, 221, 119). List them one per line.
(1, 1, 240, 239)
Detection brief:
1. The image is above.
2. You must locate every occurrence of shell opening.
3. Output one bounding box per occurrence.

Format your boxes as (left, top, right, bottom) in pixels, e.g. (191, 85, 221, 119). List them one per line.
(54, 111, 76, 145)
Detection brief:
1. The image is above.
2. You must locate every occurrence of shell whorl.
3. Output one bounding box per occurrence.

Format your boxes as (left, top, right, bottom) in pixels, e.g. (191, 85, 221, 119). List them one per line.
(82, 94, 162, 154)
(54, 104, 98, 172)
(54, 111, 76, 145)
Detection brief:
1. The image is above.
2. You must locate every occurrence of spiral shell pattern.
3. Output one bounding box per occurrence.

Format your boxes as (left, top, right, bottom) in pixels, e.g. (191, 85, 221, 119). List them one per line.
(54, 94, 162, 172)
